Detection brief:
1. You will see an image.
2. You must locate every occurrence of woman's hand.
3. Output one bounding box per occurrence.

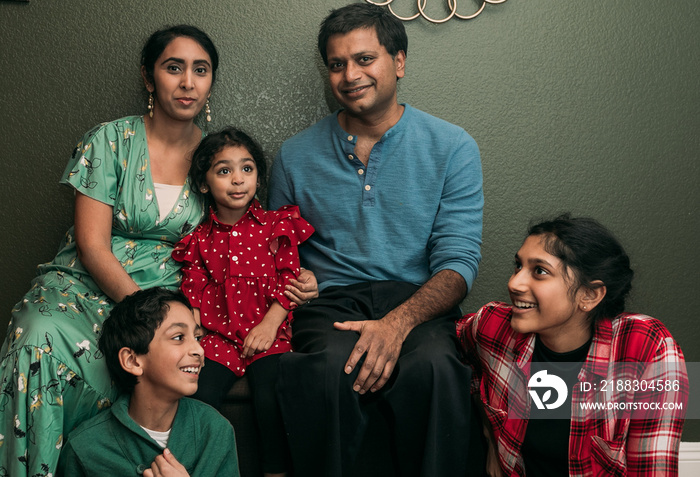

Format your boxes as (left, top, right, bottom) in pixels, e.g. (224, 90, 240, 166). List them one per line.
(485, 438, 505, 477)
(284, 268, 319, 305)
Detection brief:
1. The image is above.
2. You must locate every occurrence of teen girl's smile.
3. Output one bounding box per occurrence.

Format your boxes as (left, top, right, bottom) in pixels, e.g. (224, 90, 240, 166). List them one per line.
(508, 234, 592, 352)
(204, 145, 259, 225)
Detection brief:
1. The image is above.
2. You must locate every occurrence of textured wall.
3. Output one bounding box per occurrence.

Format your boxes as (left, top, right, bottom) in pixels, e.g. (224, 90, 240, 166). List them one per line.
(1, 0, 698, 439)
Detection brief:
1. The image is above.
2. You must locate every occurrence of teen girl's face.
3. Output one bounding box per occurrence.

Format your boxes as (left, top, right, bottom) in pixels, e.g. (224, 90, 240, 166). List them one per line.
(508, 234, 591, 352)
(204, 145, 259, 225)
(145, 36, 213, 122)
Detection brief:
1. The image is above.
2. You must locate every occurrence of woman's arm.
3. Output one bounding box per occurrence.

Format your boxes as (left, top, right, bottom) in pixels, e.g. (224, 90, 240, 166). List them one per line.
(74, 192, 140, 302)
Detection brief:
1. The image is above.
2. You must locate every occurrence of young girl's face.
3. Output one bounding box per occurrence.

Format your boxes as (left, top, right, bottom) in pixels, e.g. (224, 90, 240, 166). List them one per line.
(204, 145, 259, 224)
(508, 234, 591, 352)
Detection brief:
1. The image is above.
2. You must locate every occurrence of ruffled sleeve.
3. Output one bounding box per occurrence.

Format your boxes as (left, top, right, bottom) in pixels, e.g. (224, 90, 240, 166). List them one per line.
(269, 205, 314, 310)
(172, 226, 210, 308)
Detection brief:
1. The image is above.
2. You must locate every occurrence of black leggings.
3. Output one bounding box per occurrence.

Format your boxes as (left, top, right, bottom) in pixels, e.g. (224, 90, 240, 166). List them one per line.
(193, 355, 289, 473)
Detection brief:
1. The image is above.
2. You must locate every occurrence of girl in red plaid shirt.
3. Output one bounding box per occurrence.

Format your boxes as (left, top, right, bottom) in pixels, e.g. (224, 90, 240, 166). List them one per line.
(459, 214, 687, 477)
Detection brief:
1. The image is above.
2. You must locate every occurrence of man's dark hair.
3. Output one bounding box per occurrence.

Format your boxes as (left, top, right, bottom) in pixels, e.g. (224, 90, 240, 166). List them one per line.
(98, 287, 192, 394)
(318, 3, 408, 66)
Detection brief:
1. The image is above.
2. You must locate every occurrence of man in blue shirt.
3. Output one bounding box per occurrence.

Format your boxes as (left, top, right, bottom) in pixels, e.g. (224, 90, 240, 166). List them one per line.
(269, 4, 483, 476)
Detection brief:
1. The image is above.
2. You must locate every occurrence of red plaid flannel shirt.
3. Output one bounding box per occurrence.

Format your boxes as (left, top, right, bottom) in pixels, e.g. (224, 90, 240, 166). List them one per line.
(458, 302, 687, 477)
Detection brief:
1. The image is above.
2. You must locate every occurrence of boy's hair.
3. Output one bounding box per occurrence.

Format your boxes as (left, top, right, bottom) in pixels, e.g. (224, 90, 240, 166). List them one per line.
(98, 287, 192, 394)
(318, 2, 408, 66)
(189, 126, 268, 208)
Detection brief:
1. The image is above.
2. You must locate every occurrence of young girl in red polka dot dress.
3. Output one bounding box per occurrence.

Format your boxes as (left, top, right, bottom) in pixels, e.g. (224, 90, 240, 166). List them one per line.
(172, 127, 314, 477)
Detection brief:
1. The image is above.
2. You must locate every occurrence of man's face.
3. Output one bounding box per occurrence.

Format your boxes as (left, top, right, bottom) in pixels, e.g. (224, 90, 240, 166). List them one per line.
(325, 27, 405, 119)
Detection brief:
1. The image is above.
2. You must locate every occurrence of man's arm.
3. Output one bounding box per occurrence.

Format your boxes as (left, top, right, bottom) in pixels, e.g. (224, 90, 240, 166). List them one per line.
(334, 269, 466, 394)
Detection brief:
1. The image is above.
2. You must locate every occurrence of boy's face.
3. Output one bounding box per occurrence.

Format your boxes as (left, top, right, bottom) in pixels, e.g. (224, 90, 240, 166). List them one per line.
(135, 301, 204, 400)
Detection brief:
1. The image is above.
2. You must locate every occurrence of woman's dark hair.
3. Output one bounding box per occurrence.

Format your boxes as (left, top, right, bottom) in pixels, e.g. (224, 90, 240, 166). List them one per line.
(527, 214, 634, 323)
(318, 2, 408, 66)
(189, 126, 267, 208)
(98, 287, 192, 394)
(141, 24, 219, 86)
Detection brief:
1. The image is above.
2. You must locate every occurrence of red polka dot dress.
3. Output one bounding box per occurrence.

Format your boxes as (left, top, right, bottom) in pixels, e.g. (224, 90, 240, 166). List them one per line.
(172, 200, 314, 376)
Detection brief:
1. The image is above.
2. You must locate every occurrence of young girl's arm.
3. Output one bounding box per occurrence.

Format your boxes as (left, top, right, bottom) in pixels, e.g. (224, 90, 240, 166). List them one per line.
(171, 229, 210, 315)
(241, 301, 288, 358)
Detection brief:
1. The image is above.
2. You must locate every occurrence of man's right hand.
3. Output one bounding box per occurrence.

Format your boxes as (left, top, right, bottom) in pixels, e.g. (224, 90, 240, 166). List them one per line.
(333, 315, 410, 394)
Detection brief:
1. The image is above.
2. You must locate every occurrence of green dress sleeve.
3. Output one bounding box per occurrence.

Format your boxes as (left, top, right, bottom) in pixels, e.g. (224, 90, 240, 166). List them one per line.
(60, 119, 130, 206)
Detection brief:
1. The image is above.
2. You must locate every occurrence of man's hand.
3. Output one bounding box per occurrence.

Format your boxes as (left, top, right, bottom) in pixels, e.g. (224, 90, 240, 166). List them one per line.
(285, 268, 319, 305)
(142, 448, 190, 477)
(333, 314, 411, 394)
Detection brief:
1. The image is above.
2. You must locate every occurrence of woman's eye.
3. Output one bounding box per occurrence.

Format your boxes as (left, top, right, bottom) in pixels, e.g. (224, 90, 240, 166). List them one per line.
(243, 165, 254, 173)
(534, 266, 548, 276)
(195, 67, 208, 74)
(173, 334, 183, 341)
(195, 334, 203, 342)
(217, 168, 231, 175)
(167, 64, 181, 72)
(513, 261, 522, 272)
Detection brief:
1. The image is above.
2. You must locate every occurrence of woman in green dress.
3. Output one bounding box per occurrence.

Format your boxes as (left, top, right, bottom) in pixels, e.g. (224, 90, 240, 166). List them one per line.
(0, 25, 316, 477)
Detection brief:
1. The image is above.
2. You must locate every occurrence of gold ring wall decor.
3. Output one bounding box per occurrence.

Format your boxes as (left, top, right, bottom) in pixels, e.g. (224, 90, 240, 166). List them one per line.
(366, 0, 507, 24)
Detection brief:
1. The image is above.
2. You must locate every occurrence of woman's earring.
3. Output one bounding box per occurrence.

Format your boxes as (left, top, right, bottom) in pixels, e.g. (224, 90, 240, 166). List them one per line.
(200, 186, 209, 193)
(205, 99, 212, 122)
(148, 93, 154, 118)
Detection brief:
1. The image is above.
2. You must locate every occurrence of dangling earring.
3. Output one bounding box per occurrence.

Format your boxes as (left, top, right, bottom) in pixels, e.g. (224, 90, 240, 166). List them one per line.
(200, 186, 209, 193)
(147, 93, 154, 118)
(205, 99, 212, 122)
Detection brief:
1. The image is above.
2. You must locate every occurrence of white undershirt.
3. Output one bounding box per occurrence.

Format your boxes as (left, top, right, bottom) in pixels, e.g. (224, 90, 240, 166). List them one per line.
(142, 426, 171, 448)
(153, 183, 183, 222)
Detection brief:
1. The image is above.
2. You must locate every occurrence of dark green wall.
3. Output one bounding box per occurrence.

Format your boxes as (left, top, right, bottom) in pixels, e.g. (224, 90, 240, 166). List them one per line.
(1, 0, 698, 439)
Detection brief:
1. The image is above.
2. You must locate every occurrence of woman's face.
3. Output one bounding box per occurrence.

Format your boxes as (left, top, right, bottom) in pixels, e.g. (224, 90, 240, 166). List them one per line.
(508, 234, 591, 351)
(146, 36, 213, 122)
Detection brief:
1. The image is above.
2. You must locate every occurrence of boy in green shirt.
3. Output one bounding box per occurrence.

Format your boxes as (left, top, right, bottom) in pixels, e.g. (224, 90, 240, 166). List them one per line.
(59, 287, 240, 476)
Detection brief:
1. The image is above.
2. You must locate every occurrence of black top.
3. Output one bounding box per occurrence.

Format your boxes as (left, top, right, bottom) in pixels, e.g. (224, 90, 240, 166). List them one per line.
(522, 335, 591, 476)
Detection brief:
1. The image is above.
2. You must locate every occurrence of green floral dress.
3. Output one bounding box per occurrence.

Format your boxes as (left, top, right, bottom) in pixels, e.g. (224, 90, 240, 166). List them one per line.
(0, 116, 205, 477)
